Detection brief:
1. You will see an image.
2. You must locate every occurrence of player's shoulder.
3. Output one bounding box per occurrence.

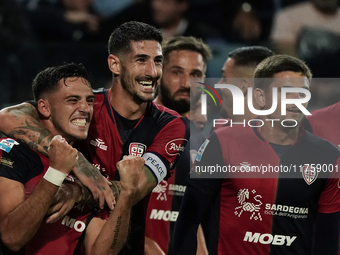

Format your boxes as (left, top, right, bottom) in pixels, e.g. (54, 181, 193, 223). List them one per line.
(150, 102, 182, 118)
(303, 130, 340, 154)
(309, 102, 340, 119)
(149, 102, 187, 125)
(214, 123, 251, 137)
(0, 138, 42, 163)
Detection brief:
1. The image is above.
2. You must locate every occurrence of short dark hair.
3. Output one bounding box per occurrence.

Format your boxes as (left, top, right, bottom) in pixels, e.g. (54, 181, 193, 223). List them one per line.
(162, 36, 212, 66)
(228, 46, 275, 68)
(32, 63, 90, 102)
(108, 21, 163, 55)
(254, 55, 312, 90)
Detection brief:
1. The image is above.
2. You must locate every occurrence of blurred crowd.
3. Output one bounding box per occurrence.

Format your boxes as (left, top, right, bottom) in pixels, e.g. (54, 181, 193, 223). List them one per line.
(2, 0, 340, 108)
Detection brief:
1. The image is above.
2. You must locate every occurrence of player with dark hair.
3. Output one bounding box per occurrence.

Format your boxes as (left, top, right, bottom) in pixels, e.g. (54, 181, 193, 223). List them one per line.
(0, 21, 188, 255)
(0, 63, 145, 255)
(174, 55, 340, 254)
(145, 36, 211, 254)
(218, 46, 275, 122)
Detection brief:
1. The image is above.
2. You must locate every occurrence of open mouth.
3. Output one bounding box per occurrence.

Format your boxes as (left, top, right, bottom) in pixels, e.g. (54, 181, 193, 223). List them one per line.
(138, 80, 154, 90)
(71, 118, 87, 127)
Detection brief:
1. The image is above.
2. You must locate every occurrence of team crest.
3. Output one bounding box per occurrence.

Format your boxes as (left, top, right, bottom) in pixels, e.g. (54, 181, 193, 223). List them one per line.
(129, 143, 146, 157)
(302, 165, 318, 185)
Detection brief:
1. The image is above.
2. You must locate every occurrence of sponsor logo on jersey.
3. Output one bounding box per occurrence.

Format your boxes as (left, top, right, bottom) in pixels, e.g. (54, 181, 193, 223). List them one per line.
(195, 139, 210, 162)
(149, 209, 178, 222)
(0, 139, 19, 153)
(61, 215, 86, 232)
(152, 180, 168, 201)
(165, 139, 187, 156)
(264, 204, 308, 214)
(129, 142, 146, 157)
(0, 157, 14, 168)
(243, 231, 297, 246)
(90, 138, 108, 151)
(234, 189, 263, 221)
(302, 165, 318, 185)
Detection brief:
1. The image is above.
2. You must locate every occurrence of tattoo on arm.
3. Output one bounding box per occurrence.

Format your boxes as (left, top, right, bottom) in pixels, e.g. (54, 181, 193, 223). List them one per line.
(79, 180, 121, 205)
(76, 153, 108, 190)
(110, 216, 122, 250)
(7, 106, 53, 157)
(144, 166, 157, 193)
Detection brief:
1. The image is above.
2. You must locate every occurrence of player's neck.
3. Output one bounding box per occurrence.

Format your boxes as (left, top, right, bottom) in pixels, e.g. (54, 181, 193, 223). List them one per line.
(109, 85, 147, 120)
(153, 96, 163, 106)
(41, 120, 74, 144)
(258, 121, 300, 145)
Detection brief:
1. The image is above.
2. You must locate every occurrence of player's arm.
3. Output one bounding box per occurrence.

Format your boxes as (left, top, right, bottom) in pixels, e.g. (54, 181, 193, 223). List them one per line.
(84, 156, 144, 255)
(73, 117, 188, 208)
(174, 133, 224, 254)
(0, 103, 114, 210)
(0, 136, 77, 251)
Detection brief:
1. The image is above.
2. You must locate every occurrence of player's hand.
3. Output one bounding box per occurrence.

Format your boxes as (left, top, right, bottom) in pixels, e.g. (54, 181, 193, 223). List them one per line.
(116, 156, 145, 193)
(46, 182, 82, 223)
(48, 135, 78, 174)
(73, 152, 115, 210)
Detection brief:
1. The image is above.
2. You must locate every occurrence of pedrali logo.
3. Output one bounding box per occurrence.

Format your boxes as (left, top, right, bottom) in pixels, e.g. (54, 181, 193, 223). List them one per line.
(197, 82, 222, 114)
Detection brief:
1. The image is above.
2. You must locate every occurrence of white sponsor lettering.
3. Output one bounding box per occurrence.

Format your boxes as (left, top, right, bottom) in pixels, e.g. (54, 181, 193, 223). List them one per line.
(243, 232, 297, 246)
(149, 209, 179, 222)
(90, 138, 108, 151)
(265, 204, 308, 214)
(168, 184, 186, 192)
(61, 215, 86, 233)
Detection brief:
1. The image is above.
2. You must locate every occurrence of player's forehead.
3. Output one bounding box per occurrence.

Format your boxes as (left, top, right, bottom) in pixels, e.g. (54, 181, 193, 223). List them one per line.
(166, 50, 205, 69)
(128, 40, 163, 58)
(56, 77, 93, 96)
(272, 71, 310, 89)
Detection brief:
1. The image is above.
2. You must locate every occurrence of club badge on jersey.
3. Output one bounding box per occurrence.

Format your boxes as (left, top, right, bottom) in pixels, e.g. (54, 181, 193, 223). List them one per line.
(129, 143, 147, 157)
(302, 165, 318, 185)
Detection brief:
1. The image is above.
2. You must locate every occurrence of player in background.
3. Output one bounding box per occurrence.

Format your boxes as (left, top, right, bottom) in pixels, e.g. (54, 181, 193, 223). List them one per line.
(145, 36, 211, 255)
(174, 55, 340, 254)
(0, 21, 188, 255)
(213, 46, 274, 131)
(301, 97, 340, 255)
(0, 63, 144, 255)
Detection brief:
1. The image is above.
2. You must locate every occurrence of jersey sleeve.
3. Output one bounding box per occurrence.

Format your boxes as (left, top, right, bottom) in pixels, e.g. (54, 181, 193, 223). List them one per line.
(143, 117, 189, 184)
(0, 139, 43, 184)
(317, 157, 340, 213)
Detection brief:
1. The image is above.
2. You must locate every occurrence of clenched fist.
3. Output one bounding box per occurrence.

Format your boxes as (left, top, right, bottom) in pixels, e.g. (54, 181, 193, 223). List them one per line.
(116, 156, 145, 193)
(48, 135, 78, 174)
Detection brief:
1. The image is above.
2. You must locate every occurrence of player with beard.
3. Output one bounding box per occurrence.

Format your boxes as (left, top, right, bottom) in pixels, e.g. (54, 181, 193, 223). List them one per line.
(143, 36, 211, 255)
(174, 55, 340, 254)
(0, 22, 188, 255)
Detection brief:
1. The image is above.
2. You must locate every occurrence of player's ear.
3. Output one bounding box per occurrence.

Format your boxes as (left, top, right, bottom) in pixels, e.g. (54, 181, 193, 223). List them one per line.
(37, 99, 51, 118)
(240, 78, 251, 96)
(108, 54, 121, 76)
(254, 88, 266, 108)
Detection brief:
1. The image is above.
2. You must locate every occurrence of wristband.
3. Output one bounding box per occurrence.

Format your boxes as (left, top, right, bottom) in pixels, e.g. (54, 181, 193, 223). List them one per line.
(43, 167, 67, 187)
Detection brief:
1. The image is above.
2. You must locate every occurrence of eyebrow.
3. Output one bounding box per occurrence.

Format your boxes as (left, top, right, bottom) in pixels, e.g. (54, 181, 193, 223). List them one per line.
(134, 54, 164, 60)
(65, 95, 96, 100)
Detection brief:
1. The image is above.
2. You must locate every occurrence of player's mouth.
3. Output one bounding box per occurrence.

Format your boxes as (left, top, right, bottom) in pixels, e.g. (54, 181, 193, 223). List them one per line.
(71, 118, 88, 127)
(138, 80, 156, 91)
